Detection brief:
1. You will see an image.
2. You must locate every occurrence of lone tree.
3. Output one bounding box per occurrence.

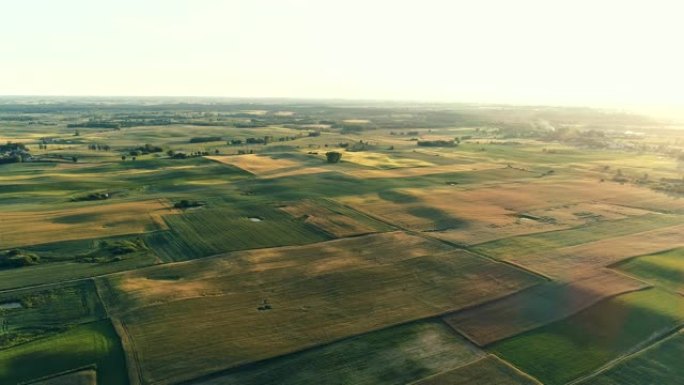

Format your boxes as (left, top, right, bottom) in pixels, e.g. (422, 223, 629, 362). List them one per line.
(326, 151, 342, 163)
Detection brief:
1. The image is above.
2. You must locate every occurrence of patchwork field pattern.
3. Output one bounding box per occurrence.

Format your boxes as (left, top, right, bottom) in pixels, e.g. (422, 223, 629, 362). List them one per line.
(490, 289, 684, 385)
(1, 102, 683, 385)
(443, 270, 649, 346)
(98, 232, 540, 384)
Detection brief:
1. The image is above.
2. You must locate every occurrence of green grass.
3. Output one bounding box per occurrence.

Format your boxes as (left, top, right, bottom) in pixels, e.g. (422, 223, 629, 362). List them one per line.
(578, 330, 684, 385)
(490, 289, 684, 385)
(473, 213, 683, 260)
(0, 320, 129, 385)
(0, 281, 106, 349)
(198, 320, 485, 385)
(148, 206, 330, 261)
(616, 248, 684, 293)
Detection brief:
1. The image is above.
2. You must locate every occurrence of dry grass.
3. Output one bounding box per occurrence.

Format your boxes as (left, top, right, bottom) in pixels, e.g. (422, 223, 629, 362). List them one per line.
(98, 232, 539, 385)
(0, 200, 173, 249)
(443, 270, 649, 346)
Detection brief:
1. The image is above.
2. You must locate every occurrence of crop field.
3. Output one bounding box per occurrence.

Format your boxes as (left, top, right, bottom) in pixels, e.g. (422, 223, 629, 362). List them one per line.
(0, 320, 128, 385)
(413, 355, 542, 385)
(614, 248, 684, 294)
(1, 100, 683, 385)
(97, 232, 539, 384)
(279, 198, 394, 237)
(443, 270, 649, 346)
(503, 224, 684, 279)
(146, 205, 330, 261)
(0, 200, 173, 249)
(206, 154, 307, 176)
(490, 289, 684, 385)
(473, 213, 682, 260)
(195, 320, 485, 385)
(577, 329, 684, 385)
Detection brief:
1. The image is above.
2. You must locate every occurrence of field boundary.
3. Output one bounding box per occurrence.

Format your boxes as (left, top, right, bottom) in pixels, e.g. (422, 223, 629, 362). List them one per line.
(567, 325, 684, 385)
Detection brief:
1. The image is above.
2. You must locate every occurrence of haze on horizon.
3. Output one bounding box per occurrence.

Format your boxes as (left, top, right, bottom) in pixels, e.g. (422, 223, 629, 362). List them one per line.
(2, 0, 683, 116)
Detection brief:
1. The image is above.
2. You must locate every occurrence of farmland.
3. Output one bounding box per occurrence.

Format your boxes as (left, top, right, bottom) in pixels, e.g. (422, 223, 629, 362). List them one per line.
(0, 99, 683, 385)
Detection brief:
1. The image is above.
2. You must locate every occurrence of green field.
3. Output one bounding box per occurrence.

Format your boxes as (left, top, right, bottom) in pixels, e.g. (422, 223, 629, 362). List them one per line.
(578, 329, 684, 385)
(616, 248, 684, 293)
(0, 320, 129, 385)
(147, 205, 330, 261)
(0, 281, 105, 349)
(490, 289, 684, 385)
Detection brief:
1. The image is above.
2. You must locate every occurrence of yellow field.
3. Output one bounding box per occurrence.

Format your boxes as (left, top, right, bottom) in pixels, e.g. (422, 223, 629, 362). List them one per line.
(337, 151, 434, 169)
(206, 154, 303, 175)
(0, 200, 173, 249)
(443, 270, 649, 346)
(342, 162, 500, 179)
(98, 232, 539, 385)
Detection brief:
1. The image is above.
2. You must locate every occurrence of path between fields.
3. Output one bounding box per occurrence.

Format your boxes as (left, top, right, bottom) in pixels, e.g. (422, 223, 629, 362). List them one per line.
(566, 324, 684, 385)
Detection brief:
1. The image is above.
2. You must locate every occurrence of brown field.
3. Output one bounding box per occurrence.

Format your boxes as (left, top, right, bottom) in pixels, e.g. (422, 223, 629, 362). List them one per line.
(508, 224, 684, 280)
(412, 355, 542, 385)
(280, 199, 388, 237)
(31, 369, 97, 385)
(0, 199, 173, 249)
(443, 270, 649, 346)
(98, 232, 540, 385)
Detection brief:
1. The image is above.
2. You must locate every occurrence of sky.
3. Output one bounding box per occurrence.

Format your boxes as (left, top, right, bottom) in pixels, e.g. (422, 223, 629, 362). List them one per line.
(2, 0, 683, 110)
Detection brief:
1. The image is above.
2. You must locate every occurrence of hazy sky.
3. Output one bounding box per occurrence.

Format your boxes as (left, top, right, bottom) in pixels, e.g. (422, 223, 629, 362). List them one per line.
(2, 0, 683, 107)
